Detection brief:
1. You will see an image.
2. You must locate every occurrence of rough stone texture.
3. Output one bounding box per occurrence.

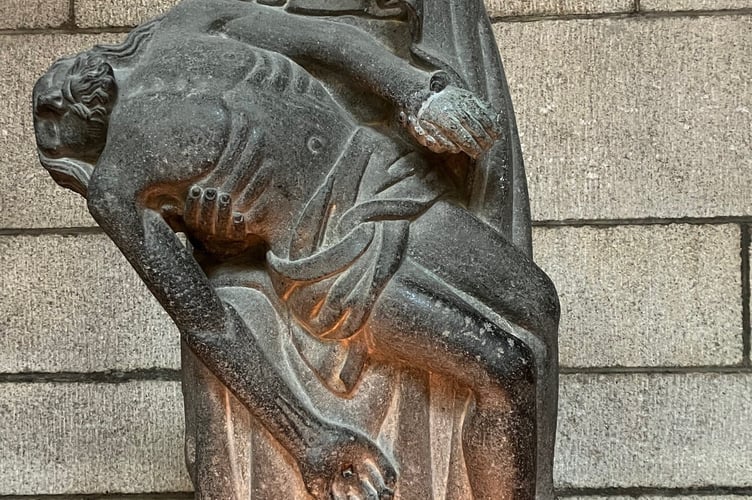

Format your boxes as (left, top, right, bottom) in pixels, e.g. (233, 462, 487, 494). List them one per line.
(642, 0, 752, 11)
(0, 381, 191, 494)
(75, 0, 181, 27)
(5, 1, 752, 496)
(533, 224, 743, 367)
(0, 33, 124, 229)
(495, 16, 752, 221)
(0, 0, 69, 29)
(486, 0, 633, 18)
(0, 234, 179, 372)
(76, 0, 636, 27)
(4, 375, 751, 494)
(556, 373, 752, 488)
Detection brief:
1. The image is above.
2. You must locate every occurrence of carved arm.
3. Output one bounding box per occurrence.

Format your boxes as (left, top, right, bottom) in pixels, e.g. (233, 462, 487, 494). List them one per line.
(222, 6, 502, 158)
(86, 170, 226, 335)
(85, 160, 397, 499)
(222, 6, 441, 111)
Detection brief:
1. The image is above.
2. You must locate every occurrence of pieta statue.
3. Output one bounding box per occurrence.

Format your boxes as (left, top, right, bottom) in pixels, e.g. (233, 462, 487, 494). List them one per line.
(32, 0, 560, 498)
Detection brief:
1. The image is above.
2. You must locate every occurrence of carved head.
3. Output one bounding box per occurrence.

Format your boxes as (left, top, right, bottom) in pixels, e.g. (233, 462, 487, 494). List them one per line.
(33, 52, 117, 196)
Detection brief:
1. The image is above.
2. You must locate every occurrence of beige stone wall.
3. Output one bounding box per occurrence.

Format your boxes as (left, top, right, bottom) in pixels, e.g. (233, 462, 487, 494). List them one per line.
(1, 0, 750, 497)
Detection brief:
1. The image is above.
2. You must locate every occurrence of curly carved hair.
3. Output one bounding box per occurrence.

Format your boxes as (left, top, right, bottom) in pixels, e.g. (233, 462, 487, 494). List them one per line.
(49, 16, 163, 128)
(61, 53, 117, 126)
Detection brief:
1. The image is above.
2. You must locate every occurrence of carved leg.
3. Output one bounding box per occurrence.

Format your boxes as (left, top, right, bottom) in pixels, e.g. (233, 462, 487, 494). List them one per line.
(182, 339, 253, 499)
(182, 285, 397, 500)
(367, 272, 537, 499)
(365, 201, 560, 499)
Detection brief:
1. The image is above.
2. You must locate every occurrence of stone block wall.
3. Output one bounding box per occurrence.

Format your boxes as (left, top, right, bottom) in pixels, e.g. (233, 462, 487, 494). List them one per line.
(1, 0, 750, 497)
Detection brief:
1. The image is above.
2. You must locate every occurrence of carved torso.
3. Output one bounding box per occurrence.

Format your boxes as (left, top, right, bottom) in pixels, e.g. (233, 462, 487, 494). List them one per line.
(116, 32, 448, 341)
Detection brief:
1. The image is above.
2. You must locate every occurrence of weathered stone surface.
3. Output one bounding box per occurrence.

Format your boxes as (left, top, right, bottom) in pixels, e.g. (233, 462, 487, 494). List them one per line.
(0, 234, 179, 372)
(75, 0, 635, 27)
(642, 0, 752, 11)
(495, 16, 752, 221)
(32, 5, 560, 498)
(533, 224, 743, 367)
(75, 0, 180, 27)
(0, 381, 191, 495)
(556, 373, 752, 488)
(0, 0, 69, 29)
(486, 0, 632, 17)
(0, 34, 123, 229)
(4, 375, 751, 494)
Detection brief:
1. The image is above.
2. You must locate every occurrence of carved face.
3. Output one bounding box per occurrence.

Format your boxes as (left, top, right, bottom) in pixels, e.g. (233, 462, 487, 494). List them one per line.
(33, 55, 113, 163)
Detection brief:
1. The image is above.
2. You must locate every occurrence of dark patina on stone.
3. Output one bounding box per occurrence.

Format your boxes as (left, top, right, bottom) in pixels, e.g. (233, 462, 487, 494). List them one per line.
(32, 1, 560, 498)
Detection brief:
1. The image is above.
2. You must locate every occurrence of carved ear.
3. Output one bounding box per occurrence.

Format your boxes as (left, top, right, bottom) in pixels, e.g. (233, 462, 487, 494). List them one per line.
(38, 152, 93, 198)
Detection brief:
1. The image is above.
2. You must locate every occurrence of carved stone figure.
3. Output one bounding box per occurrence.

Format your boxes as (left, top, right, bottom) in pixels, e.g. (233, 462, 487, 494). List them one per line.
(32, 1, 559, 498)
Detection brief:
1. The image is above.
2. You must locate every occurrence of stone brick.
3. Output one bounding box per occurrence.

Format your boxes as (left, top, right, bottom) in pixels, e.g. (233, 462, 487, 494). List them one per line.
(0, 381, 191, 494)
(0, 33, 124, 229)
(533, 224, 743, 367)
(485, 0, 633, 18)
(556, 373, 752, 488)
(75, 0, 180, 28)
(75, 0, 635, 25)
(495, 16, 752, 221)
(0, 0, 70, 29)
(0, 234, 179, 372)
(642, 0, 752, 11)
(4, 375, 750, 494)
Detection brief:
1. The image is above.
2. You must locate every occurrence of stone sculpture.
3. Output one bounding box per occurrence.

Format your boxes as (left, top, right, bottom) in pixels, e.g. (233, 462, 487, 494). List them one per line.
(32, 1, 559, 498)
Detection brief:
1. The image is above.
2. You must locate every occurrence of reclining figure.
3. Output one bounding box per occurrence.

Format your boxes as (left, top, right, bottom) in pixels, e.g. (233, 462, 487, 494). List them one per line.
(32, 1, 559, 498)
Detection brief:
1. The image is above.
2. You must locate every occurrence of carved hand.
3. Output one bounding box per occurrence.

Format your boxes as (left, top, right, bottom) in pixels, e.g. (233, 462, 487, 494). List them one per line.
(183, 185, 252, 256)
(186, 301, 398, 500)
(404, 85, 503, 159)
(300, 425, 398, 500)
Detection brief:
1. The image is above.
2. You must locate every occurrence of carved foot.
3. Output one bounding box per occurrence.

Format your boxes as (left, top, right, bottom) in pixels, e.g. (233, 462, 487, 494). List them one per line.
(299, 425, 397, 500)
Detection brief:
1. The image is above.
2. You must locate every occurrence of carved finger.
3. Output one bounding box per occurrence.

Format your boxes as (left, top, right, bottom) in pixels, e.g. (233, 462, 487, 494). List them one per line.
(468, 97, 503, 139)
(231, 212, 246, 240)
(362, 459, 393, 496)
(422, 134, 439, 150)
(199, 187, 219, 235)
(442, 116, 483, 159)
(412, 116, 454, 153)
(468, 96, 495, 128)
(459, 109, 494, 151)
(216, 191, 233, 237)
(421, 121, 460, 154)
(358, 473, 379, 500)
(414, 134, 434, 150)
(184, 185, 203, 232)
(446, 117, 483, 158)
(407, 115, 428, 144)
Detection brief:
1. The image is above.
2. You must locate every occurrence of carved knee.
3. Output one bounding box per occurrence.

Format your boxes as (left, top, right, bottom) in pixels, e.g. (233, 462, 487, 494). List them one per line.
(475, 324, 538, 393)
